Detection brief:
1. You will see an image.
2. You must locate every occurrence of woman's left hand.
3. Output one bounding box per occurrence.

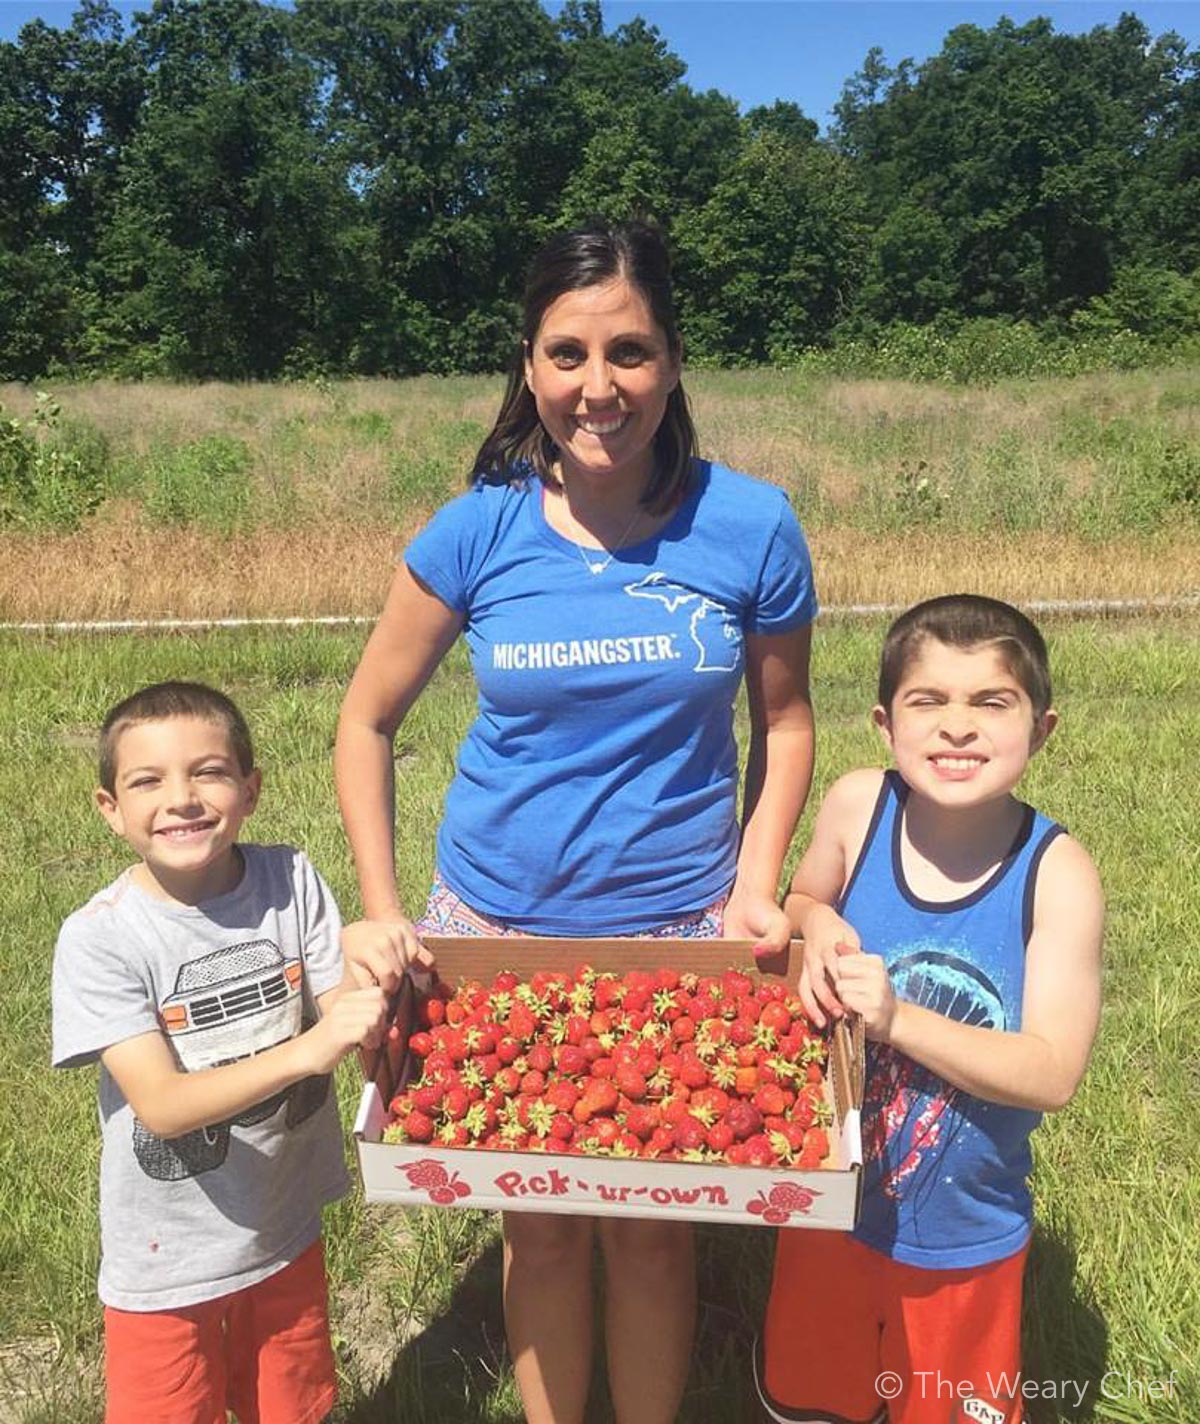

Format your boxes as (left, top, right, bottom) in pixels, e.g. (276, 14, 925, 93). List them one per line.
(723, 891, 791, 957)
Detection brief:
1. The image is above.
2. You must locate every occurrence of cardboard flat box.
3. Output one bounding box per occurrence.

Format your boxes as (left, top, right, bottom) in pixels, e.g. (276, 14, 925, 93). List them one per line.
(354, 937, 864, 1230)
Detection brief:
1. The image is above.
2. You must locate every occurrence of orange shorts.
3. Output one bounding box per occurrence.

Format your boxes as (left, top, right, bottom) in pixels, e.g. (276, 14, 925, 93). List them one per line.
(758, 1229, 1029, 1424)
(104, 1239, 336, 1424)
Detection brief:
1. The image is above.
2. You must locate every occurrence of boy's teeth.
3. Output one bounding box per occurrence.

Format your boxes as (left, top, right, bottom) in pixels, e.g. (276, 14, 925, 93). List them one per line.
(933, 756, 982, 769)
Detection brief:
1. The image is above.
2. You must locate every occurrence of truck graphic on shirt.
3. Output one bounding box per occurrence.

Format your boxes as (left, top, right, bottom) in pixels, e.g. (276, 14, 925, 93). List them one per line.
(624, 572, 741, 673)
(132, 938, 328, 1180)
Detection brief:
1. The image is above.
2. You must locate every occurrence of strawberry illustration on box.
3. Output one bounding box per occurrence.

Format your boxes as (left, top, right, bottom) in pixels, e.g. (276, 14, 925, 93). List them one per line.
(354, 937, 864, 1230)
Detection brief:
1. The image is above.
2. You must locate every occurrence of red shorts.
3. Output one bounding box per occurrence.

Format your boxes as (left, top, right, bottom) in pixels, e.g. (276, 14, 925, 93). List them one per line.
(758, 1229, 1029, 1424)
(104, 1239, 336, 1424)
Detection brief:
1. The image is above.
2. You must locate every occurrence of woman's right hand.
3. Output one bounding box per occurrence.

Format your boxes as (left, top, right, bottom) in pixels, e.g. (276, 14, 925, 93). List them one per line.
(341, 917, 431, 993)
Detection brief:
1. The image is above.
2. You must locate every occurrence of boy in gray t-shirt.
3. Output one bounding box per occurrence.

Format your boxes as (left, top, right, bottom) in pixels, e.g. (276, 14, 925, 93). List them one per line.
(52, 681, 389, 1424)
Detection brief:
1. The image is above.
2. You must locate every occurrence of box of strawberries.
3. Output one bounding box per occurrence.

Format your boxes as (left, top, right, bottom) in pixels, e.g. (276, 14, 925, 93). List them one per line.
(353, 937, 864, 1229)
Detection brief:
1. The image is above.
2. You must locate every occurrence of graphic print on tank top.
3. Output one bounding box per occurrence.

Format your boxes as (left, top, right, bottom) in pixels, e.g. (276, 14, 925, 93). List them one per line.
(864, 950, 1006, 1203)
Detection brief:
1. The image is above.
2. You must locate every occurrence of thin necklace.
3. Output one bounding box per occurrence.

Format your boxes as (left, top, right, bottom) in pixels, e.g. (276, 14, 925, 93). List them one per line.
(570, 505, 643, 575)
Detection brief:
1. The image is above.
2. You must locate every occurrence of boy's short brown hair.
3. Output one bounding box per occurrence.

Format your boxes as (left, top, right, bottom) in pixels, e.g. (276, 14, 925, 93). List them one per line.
(878, 595, 1052, 718)
(98, 682, 254, 793)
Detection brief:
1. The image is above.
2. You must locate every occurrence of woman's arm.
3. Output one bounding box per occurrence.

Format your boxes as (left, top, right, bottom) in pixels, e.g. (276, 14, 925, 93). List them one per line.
(724, 623, 815, 951)
(334, 563, 463, 987)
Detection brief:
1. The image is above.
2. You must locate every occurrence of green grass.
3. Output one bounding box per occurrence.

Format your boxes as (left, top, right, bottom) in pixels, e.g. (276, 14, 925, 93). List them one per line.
(1, 615, 1197, 1421)
(2, 368, 1199, 540)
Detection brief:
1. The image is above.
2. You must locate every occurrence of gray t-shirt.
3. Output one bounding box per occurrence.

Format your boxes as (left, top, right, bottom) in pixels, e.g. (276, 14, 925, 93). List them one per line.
(52, 843, 351, 1310)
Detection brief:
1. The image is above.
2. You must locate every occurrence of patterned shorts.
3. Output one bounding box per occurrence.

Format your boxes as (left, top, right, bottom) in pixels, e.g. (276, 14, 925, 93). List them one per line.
(416, 869, 726, 940)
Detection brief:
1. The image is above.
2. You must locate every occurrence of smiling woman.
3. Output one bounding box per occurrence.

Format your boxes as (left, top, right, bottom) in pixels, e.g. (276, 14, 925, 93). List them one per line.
(334, 220, 819, 1424)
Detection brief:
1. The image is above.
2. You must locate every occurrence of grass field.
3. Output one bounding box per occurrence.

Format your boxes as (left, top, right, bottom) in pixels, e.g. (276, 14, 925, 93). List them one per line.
(1, 369, 1198, 622)
(2, 611, 1197, 1423)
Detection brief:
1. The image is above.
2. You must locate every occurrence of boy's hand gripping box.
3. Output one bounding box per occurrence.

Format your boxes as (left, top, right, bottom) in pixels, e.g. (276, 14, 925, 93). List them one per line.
(353, 937, 864, 1230)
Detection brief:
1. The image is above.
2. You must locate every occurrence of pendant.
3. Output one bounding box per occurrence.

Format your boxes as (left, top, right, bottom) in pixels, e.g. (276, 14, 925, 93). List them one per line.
(589, 563, 605, 575)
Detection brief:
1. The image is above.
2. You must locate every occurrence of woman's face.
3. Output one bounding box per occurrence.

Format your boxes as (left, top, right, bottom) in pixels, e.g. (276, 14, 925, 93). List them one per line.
(524, 277, 680, 494)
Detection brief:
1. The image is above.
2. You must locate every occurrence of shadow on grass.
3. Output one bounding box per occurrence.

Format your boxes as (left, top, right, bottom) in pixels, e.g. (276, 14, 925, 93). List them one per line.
(337, 1219, 778, 1424)
(1023, 1223, 1109, 1424)
(339, 1236, 517, 1424)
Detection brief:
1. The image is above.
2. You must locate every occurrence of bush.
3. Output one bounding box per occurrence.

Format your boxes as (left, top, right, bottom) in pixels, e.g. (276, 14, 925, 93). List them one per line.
(782, 318, 1190, 384)
(140, 434, 255, 533)
(0, 394, 109, 530)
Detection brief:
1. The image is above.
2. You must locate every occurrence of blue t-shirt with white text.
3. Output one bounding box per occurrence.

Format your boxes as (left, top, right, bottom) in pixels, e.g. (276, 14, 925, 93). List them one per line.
(404, 461, 817, 934)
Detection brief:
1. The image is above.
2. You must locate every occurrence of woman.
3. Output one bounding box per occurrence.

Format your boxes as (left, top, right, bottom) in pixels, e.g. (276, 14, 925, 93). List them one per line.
(335, 221, 816, 1424)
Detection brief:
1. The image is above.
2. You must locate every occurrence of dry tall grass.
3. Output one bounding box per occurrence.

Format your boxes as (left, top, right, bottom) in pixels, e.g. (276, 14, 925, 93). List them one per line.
(2, 372, 1197, 621)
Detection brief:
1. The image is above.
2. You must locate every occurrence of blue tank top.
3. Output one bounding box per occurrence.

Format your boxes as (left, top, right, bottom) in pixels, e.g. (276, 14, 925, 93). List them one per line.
(842, 771, 1064, 1269)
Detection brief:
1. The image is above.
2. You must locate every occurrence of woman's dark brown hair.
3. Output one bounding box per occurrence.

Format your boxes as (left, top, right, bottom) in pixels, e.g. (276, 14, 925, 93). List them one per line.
(471, 220, 698, 515)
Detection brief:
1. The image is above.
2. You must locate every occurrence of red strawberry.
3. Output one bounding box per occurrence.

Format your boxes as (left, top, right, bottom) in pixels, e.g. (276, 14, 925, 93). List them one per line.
(674, 1116, 708, 1152)
(614, 1066, 647, 1101)
(706, 1121, 735, 1154)
(402, 1110, 435, 1143)
(647, 1126, 677, 1156)
(443, 1087, 469, 1121)
(625, 1104, 660, 1141)
(726, 1101, 763, 1141)
(753, 1084, 788, 1117)
(405, 1159, 449, 1188)
(804, 1127, 829, 1160)
(496, 1036, 521, 1065)
(555, 1044, 588, 1078)
(547, 1081, 580, 1113)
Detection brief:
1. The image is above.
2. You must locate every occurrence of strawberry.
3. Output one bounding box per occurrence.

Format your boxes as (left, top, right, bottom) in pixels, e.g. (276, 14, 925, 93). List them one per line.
(647, 1125, 677, 1156)
(546, 1081, 580, 1114)
(674, 1116, 708, 1152)
(624, 1104, 660, 1141)
(753, 1084, 788, 1117)
(614, 1065, 647, 1101)
(555, 1044, 588, 1078)
(401, 1110, 435, 1143)
(443, 1087, 469, 1121)
(706, 1121, 735, 1154)
(726, 1101, 763, 1142)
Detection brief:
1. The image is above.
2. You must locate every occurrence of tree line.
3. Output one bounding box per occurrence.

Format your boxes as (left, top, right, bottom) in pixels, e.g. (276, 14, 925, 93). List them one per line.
(2, 0, 1198, 381)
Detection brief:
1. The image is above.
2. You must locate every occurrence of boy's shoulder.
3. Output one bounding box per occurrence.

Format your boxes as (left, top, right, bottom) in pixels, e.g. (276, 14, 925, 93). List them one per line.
(59, 867, 141, 938)
(819, 767, 889, 824)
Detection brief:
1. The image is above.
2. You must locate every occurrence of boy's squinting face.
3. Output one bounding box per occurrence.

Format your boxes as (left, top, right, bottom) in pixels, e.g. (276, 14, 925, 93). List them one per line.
(874, 639, 1055, 809)
(96, 715, 260, 900)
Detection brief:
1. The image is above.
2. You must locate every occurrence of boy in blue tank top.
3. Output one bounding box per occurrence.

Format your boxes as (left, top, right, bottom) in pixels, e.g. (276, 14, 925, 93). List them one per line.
(758, 595, 1103, 1424)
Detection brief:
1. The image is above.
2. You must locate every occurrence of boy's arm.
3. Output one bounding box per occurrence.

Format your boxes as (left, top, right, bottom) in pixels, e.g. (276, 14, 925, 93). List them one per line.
(836, 834, 1104, 1112)
(783, 769, 880, 1027)
(100, 985, 386, 1139)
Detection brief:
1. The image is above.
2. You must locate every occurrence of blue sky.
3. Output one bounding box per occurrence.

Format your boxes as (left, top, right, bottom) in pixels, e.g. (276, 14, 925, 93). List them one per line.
(2, 0, 1197, 132)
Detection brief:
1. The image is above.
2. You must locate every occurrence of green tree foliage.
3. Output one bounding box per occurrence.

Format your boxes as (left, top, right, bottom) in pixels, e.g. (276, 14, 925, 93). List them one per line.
(676, 131, 867, 362)
(0, 1, 1197, 379)
(835, 15, 1198, 324)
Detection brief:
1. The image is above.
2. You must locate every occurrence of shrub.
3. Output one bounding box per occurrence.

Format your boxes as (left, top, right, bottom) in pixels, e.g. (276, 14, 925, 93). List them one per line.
(141, 434, 254, 534)
(0, 393, 108, 530)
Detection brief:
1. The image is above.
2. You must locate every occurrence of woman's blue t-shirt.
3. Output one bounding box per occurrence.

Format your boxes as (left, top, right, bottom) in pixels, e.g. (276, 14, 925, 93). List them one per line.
(404, 460, 817, 934)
